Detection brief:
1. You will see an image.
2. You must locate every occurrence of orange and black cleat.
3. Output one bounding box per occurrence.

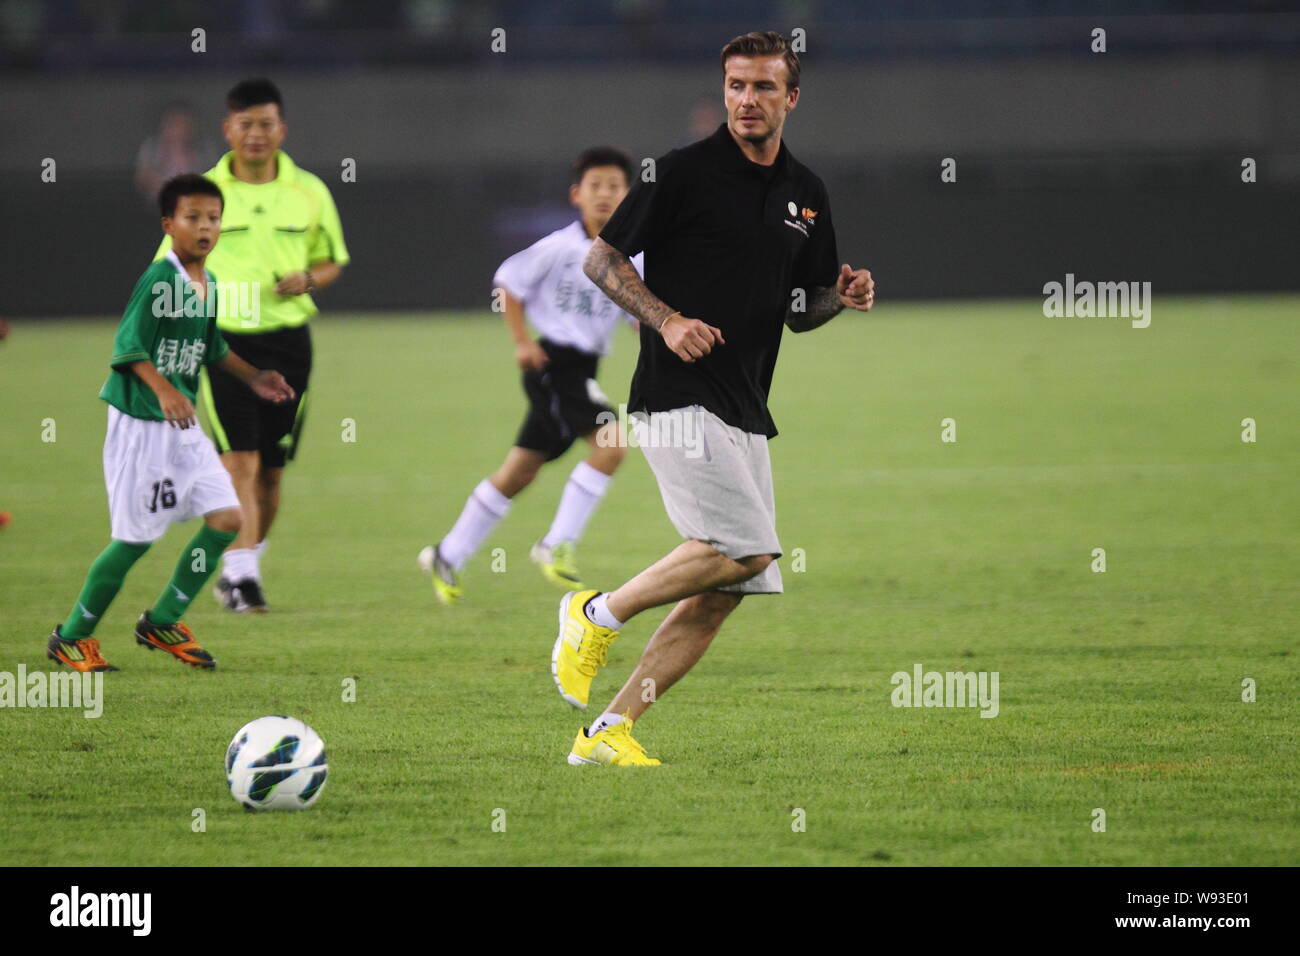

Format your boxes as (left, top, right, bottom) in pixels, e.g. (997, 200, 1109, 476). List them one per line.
(134, 612, 216, 669)
(47, 626, 118, 672)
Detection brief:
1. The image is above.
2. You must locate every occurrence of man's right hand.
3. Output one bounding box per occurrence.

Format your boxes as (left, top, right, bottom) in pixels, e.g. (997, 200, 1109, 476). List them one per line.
(516, 340, 549, 372)
(158, 385, 197, 429)
(661, 313, 724, 363)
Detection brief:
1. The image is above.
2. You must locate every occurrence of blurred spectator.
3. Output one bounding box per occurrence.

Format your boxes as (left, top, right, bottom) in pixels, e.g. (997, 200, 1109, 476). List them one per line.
(684, 97, 724, 145)
(133, 102, 216, 204)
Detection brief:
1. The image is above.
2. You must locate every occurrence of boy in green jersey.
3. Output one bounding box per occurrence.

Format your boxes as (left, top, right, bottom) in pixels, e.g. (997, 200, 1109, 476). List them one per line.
(47, 174, 295, 672)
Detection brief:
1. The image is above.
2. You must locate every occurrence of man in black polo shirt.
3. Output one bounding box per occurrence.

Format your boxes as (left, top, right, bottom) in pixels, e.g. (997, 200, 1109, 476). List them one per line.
(553, 31, 876, 766)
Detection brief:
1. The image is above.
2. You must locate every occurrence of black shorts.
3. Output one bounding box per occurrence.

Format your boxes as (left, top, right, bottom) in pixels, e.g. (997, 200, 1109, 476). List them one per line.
(515, 339, 613, 462)
(201, 325, 312, 469)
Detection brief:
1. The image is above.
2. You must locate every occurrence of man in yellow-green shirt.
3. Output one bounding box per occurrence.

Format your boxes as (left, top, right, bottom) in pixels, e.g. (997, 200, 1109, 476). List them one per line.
(156, 78, 349, 613)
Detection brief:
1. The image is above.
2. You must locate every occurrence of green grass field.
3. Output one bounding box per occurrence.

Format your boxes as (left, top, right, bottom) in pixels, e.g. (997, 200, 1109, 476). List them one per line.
(1, 298, 1296, 866)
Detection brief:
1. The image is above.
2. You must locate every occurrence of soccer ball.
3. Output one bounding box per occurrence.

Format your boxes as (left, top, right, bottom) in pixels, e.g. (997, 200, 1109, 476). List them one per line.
(225, 716, 328, 811)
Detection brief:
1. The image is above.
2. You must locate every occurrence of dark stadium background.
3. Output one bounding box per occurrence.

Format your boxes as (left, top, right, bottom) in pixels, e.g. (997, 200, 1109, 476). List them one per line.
(0, 0, 1297, 316)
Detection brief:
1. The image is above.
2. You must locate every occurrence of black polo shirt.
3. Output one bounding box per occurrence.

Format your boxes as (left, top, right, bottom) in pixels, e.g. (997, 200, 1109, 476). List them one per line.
(600, 122, 839, 438)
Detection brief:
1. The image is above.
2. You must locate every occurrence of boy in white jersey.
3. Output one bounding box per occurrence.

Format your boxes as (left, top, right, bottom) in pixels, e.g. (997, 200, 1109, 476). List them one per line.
(419, 148, 643, 603)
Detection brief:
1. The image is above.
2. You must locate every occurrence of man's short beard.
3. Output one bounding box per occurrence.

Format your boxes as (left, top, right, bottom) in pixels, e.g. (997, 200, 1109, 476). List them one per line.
(734, 118, 779, 144)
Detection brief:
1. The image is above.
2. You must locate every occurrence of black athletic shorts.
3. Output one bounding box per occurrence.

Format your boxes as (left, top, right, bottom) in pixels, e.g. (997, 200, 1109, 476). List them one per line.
(201, 324, 312, 469)
(515, 338, 613, 462)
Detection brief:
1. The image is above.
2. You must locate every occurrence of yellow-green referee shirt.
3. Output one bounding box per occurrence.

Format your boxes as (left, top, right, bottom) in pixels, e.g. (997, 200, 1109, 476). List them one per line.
(154, 151, 349, 333)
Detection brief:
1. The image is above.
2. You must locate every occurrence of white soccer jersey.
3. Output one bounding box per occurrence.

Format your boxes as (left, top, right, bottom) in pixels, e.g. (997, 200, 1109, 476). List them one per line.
(493, 220, 644, 356)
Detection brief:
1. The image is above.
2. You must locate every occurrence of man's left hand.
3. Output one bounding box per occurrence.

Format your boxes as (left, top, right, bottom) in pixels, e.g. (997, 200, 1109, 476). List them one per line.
(835, 264, 875, 311)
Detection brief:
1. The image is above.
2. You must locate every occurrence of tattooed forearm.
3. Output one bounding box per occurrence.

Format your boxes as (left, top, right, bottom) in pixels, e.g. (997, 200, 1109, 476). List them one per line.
(583, 238, 676, 331)
(785, 286, 843, 333)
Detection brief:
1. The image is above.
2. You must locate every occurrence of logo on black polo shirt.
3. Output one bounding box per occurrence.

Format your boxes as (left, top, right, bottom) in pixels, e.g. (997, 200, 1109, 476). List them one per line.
(783, 201, 817, 238)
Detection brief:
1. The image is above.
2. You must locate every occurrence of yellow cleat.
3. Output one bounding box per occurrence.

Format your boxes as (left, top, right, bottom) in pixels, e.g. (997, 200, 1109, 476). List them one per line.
(418, 544, 462, 606)
(568, 714, 661, 766)
(530, 539, 584, 590)
(551, 589, 617, 710)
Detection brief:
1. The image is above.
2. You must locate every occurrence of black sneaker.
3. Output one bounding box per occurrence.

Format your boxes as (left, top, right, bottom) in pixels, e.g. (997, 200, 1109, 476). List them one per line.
(213, 576, 237, 611)
(230, 578, 269, 614)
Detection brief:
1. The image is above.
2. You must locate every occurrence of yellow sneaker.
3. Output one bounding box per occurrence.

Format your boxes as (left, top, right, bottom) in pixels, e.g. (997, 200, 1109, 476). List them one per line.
(568, 714, 661, 766)
(418, 544, 462, 606)
(530, 539, 584, 590)
(551, 589, 617, 710)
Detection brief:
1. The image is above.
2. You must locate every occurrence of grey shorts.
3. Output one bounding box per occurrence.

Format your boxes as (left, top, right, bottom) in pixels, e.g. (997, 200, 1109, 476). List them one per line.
(633, 405, 783, 595)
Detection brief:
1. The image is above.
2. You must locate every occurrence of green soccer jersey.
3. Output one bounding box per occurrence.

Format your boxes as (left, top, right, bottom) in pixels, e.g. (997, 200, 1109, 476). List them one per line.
(153, 150, 350, 333)
(99, 252, 231, 421)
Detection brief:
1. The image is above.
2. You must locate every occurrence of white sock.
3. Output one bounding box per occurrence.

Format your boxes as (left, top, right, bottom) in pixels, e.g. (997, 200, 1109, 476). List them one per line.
(223, 547, 257, 583)
(250, 540, 266, 581)
(439, 479, 512, 571)
(542, 461, 612, 548)
(587, 712, 625, 736)
(584, 592, 624, 630)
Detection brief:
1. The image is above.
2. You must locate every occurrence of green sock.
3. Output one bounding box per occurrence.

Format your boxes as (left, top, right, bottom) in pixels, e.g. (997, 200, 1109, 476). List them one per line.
(149, 525, 238, 625)
(61, 540, 152, 639)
